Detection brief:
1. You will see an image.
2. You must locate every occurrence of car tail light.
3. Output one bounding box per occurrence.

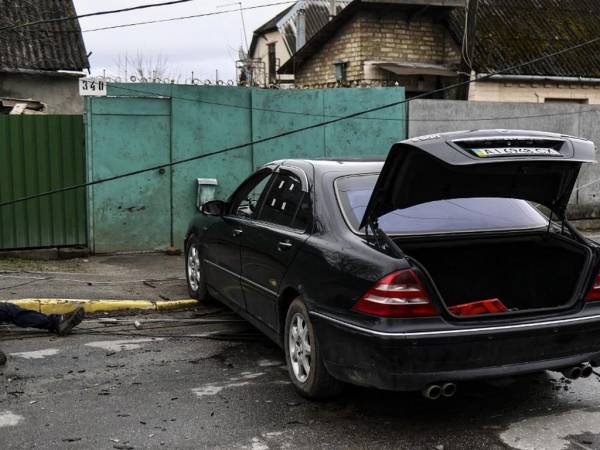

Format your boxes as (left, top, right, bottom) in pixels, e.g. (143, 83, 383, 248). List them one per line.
(352, 269, 438, 318)
(586, 272, 600, 301)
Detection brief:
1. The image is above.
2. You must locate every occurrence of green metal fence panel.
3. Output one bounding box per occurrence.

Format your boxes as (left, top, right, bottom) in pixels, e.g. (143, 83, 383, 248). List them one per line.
(0, 115, 86, 250)
(86, 96, 172, 253)
(87, 85, 406, 252)
(252, 89, 326, 167)
(170, 85, 253, 247)
(323, 88, 406, 157)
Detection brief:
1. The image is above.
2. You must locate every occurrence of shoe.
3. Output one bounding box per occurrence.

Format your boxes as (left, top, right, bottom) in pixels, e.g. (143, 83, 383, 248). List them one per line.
(56, 306, 85, 336)
(0, 349, 6, 366)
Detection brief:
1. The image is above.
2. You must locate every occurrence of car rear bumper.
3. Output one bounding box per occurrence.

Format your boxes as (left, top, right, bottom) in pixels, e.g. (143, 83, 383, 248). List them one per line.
(310, 311, 600, 391)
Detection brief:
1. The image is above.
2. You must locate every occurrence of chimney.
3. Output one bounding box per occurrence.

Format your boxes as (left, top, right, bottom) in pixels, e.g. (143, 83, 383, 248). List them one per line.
(329, 0, 336, 20)
(296, 7, 306, 51)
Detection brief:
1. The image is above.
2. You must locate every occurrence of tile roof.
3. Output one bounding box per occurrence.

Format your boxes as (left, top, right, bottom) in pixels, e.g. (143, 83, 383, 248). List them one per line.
(0, 0, 89, 72)
(447, 0, 600, 78)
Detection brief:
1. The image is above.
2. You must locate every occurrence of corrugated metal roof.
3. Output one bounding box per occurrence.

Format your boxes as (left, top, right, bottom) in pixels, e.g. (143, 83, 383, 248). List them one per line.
(0, 0, 89, 72)
(447, 0, 600, 78)
(249, 4, 295, 56)
(277, 0, 352, 54)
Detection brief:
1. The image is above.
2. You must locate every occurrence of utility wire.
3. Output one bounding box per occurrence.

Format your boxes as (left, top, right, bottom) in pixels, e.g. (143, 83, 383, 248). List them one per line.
(81, 1, 295, 33)
(1, 36, 599, 209)
(0, 0, 197, 33)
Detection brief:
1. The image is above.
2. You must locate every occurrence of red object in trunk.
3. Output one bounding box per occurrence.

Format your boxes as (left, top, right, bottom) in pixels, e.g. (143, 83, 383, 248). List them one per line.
(586, 273, 600, 301)
(449, 298, 508, 316)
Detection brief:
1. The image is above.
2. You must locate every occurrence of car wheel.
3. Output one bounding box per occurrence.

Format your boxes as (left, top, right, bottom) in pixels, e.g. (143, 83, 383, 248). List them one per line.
(185, 235, 208, 300)
(284, 298, 343, 400)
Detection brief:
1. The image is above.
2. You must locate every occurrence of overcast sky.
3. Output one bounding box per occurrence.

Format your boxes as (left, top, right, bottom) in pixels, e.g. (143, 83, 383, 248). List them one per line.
(72, 0, 292, 81)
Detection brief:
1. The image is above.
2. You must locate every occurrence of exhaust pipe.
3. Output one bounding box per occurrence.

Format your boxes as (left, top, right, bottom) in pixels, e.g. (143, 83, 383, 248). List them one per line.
(422, 384, 442, 400)
(441, 382, 457, 398)
(561, 365, 582, 380)
(580, 364, 593, 379)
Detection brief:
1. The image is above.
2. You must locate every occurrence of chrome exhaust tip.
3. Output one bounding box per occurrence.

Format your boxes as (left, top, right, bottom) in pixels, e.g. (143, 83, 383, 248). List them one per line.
(441, 382, 457, 398)
(422, 384, 442, 400)
(561, 365, 582, 380)
(580, 364, 593, 379)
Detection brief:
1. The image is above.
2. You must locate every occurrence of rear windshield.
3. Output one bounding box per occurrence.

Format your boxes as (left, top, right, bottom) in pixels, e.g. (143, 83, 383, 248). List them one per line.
(335, 174, 549, 235)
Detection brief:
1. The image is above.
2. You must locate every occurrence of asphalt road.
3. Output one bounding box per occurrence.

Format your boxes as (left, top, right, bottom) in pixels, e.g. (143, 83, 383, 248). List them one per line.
(2, 307, 600, 450)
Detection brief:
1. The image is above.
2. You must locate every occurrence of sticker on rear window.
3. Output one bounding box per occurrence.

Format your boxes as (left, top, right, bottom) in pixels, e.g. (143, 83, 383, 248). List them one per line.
(470, 148, 562, 158)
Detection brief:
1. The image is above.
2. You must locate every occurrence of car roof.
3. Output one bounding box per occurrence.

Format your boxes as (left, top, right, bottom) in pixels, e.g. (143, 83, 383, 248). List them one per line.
(266, 158, 385, 175)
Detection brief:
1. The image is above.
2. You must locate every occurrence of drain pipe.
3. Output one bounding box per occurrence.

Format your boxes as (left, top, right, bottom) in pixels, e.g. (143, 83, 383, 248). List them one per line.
(296, 7, 306, 51)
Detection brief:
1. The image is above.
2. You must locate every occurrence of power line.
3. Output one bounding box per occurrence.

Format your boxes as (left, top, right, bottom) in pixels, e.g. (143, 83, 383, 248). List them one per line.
(1, 35, 599, 209)
(81, 1, 295, 33)
(0, 0, 196, 33)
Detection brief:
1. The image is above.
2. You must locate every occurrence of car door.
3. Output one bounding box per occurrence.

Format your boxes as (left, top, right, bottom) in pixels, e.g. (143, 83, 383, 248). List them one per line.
(240, 166, 312, 330)
(202, 169, 275, 310)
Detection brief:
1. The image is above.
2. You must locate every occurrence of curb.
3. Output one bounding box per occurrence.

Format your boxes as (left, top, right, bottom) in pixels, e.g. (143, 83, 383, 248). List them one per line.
(0, 298, 198, 315)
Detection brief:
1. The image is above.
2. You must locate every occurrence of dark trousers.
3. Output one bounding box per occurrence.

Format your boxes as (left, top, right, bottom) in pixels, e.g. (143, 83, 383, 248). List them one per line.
(0, 303, 58, 331)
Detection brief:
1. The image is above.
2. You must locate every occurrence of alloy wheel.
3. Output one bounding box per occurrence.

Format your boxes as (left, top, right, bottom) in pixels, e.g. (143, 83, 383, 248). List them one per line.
(288, 313, 312, 383)
(187, 245, 201, 292)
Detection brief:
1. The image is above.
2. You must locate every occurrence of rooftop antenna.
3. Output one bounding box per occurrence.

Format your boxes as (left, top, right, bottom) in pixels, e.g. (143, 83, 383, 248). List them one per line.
(219, 2, 249, 54)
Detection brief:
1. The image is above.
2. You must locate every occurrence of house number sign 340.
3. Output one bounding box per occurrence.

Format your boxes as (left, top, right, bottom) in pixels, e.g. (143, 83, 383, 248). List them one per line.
(79, 78, 107, 96)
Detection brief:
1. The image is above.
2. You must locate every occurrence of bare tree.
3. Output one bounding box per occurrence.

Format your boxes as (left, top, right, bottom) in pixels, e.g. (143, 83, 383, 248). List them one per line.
(114, 51, 181, 82)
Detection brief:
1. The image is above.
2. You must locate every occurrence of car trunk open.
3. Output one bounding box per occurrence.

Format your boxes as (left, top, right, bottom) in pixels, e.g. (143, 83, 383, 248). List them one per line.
(399, 233, 590, 315)
(360, 131, 597, 318)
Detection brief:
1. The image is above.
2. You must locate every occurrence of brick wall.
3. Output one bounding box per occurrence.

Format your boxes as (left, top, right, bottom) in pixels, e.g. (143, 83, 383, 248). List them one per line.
(295, 8, 461, 88)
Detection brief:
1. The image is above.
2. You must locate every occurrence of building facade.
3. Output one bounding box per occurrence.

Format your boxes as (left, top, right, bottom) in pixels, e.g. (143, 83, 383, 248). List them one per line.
(279, 0, 600, 104)
(0, 0, 89, 114)
(279, 0, 463, 97)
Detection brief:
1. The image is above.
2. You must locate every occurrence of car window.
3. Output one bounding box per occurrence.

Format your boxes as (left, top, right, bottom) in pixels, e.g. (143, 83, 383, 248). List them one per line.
(335, 174, 549, 235)
(230, 172, 274, 219)
(257, 172, 309, 230)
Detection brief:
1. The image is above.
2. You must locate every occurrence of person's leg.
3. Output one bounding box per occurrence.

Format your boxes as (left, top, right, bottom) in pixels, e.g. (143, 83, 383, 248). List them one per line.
(0, 303, 56, 331)
(0, 303, 84, 335)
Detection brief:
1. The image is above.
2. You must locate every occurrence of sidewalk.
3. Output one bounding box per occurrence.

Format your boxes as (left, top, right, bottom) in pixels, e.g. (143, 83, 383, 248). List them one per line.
(0, 253, 196, 314)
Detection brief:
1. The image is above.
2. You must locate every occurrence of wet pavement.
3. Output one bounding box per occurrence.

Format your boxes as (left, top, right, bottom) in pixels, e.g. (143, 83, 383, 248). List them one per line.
(0, 253, 188, 301)
(2, 307, 600, 450)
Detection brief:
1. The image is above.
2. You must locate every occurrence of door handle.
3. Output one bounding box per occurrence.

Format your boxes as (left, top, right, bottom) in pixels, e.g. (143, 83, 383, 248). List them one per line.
(232, 229, 243, 237)
(277, 240, 293, 251)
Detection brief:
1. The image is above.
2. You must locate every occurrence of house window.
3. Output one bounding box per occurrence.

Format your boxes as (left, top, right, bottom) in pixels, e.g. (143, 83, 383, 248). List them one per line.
(268, 43, 277, 84)
(334, 60, 347, 82)
(544, 98, 589, 104)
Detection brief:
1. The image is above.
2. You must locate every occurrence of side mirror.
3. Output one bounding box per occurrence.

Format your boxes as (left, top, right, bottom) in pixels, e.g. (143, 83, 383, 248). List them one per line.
(201, 200, 227, 217)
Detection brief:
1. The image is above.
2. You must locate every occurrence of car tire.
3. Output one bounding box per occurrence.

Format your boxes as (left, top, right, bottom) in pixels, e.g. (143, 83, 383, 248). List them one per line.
(284, 297, 343, 400)
(185, 235, 208, 301)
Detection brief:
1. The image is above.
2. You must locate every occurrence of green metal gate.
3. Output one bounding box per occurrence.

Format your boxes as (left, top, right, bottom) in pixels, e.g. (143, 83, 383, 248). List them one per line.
(87, 85, 406, 253)
(0, 115, 86, 250)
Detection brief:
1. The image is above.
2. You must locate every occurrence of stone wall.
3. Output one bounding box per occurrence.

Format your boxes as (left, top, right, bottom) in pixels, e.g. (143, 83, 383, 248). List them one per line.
(0, 72, 83, 114)
(469, 80, 600, 105)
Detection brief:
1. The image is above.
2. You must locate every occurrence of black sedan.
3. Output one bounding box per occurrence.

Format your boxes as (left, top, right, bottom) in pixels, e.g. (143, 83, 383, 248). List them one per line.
(185, 129, 600, 400)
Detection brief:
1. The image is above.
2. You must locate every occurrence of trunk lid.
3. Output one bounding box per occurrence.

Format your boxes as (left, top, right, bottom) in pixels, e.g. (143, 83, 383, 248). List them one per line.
(360, 130, 596, 229)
